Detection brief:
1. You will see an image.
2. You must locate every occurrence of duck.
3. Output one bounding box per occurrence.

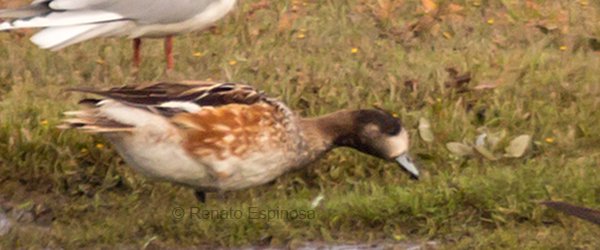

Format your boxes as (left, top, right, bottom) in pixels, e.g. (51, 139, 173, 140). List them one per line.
(0, 0, 237, 70)
(60, 81, 419, 202)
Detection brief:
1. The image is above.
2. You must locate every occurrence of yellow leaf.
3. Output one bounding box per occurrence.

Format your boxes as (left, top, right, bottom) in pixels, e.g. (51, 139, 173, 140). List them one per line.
(448, 3, 464, 13)
(277, 12, 298, 32)
(446, 142, 474, 157)
(504, 135, 531, 158)
(421, 0, 437, 13)
(418, 117, 434, 143)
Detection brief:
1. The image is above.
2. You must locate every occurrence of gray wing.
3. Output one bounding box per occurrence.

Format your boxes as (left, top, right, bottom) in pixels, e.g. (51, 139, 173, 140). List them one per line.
(1, 0, 219, 24)
(0, 0, 52, 18)
(71, 0, 218, 24)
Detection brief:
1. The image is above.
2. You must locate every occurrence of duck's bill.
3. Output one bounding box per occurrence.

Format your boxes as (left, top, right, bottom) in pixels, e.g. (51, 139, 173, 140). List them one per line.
(395, 153, 419, 180)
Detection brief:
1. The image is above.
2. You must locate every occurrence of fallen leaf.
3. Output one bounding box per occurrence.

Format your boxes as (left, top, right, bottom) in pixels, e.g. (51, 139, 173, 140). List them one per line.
(487, 130, 507, 151)
(404, 79, 418, 92)
(421, 0, 438, 13)
(369, 0, 403, 21)
(311, 194, 325, 208)
(418, 117, 434, 142)
(447, 3, 464, 13)
(397, 13, 437, 42)
(277, 12, 298, 32)
(445, 67, 471, 92)
(505, 135, 531, 158)
(473, 82, 498, 90)
(246, 0, 270, 20)
(535, 23, 558, 34)
(525, 0, 540, 10)
(475, 145, 497, 160)
(475, 133, 487, 147)
(446, 142, 474, 156)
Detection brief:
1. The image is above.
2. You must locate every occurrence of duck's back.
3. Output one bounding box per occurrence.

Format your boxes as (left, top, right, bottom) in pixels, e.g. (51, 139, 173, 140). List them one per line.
(62, 81, 304, 190)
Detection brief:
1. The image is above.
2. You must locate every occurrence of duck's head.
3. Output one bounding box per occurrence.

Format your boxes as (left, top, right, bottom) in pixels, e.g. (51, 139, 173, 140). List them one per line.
(330, 109, 419, 179)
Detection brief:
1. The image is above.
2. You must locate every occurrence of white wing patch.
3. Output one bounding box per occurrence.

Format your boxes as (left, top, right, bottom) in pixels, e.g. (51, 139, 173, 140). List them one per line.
(49, 0, 108, 10)
(96, 100, 171, 130)
(159, 101, 202, 113)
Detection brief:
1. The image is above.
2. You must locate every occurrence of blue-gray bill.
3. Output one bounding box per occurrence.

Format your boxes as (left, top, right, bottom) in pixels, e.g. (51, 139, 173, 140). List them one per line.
(395, 153, 419, 180)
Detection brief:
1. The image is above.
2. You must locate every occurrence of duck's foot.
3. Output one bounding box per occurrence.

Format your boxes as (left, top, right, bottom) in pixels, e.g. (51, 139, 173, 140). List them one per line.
(194, 190, 206, 203)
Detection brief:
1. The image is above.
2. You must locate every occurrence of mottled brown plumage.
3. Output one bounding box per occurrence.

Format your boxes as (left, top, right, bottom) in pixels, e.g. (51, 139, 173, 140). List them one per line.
(61, 81, 419, 202)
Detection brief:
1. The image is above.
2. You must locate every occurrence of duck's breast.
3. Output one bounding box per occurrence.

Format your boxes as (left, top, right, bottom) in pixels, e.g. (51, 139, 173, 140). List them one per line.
(173, 103, 303, 190)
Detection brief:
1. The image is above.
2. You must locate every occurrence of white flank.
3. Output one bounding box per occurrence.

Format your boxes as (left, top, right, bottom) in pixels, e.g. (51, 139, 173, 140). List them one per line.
(107, 132, 211, 187)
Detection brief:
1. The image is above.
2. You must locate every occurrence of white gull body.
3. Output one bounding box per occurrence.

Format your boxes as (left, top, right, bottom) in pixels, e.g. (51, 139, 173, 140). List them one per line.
(0, 0, 236, 50)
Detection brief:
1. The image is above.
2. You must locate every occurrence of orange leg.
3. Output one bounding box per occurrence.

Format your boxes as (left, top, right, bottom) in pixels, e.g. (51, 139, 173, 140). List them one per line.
(133, 38, 142, 68)
(164, 35, 174, 70)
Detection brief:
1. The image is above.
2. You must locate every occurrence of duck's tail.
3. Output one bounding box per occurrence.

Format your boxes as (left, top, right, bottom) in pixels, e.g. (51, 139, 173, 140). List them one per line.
(59, 99, 135, 134)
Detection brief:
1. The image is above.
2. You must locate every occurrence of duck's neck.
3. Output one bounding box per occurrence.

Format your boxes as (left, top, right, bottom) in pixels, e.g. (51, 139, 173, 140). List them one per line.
(296, 110, 357, 163)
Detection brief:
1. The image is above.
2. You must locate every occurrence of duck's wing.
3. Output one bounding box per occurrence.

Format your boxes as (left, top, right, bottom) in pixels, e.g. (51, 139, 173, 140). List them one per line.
(70, 81, 268, 116)
(61, 81, 277, 133)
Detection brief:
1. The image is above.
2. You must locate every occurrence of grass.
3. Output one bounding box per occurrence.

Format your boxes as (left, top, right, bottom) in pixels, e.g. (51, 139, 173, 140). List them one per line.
(0, 0, 599, 248)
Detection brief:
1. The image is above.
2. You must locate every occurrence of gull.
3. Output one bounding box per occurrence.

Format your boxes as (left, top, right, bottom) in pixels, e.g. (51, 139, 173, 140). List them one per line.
(0, 0, 237, 70)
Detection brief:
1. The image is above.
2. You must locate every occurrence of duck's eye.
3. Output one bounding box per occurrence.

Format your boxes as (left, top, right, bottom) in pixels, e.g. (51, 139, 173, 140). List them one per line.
(384, 128, 399, 135)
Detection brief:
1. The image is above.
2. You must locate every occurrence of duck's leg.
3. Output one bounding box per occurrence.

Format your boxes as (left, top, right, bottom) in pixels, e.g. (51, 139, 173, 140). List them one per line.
(164, 35, 174, 70)
(194, 190, 206, 203)
(133, 38, 142, 68)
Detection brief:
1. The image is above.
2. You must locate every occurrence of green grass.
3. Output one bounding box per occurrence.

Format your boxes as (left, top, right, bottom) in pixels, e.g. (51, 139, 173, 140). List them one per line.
(1, 0, 599, 248)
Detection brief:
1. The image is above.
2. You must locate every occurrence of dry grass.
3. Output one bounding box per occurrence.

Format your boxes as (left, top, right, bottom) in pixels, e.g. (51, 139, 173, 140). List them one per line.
(0, 0, 599, 248)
